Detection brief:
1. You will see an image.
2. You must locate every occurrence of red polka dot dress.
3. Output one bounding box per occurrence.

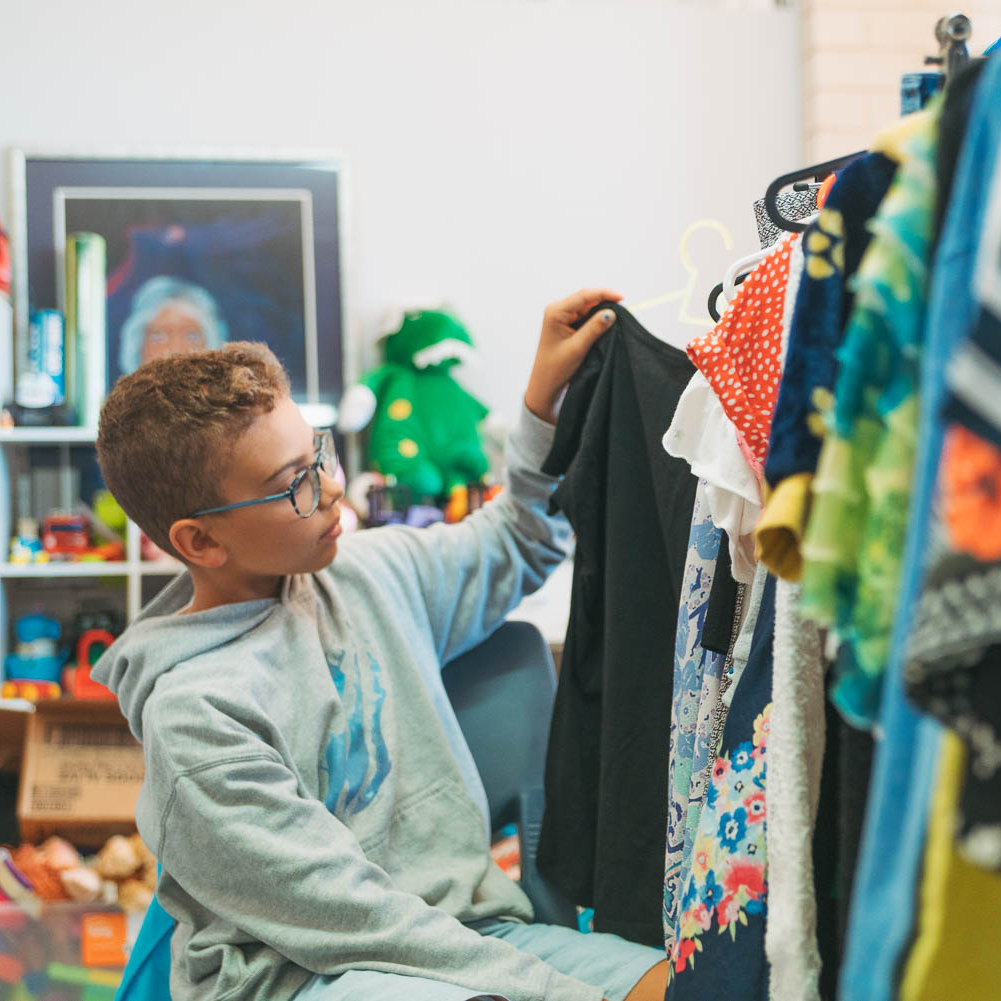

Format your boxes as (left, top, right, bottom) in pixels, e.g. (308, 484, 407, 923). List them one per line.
(687, 234, 802, 478)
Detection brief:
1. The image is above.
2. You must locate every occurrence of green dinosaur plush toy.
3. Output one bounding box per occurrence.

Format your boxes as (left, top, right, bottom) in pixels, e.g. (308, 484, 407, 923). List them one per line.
(337, 309, 490, 500)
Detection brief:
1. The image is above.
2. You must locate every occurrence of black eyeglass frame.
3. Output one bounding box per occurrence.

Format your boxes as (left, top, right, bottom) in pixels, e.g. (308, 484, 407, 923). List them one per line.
(187, 430, 336, 520)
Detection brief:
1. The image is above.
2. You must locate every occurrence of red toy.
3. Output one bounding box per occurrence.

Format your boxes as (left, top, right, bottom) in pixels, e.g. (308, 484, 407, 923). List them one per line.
(62, 630, 117, 700)
(40, 514, 89, 554)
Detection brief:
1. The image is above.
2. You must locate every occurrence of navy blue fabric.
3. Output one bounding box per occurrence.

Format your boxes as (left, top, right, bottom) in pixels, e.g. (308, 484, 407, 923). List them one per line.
(942, 307, 1001, 447)
(763, 154, 897, 490)
(900, 72, 944, 115)
(666, 574, 776, 1001)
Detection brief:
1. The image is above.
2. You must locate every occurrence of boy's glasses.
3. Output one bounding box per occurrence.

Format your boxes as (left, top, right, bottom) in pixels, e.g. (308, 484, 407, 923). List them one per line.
(188, 430, 337, 520)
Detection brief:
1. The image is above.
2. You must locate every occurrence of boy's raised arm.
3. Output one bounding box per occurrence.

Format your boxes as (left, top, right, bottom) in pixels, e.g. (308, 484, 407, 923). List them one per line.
(352, 290, 620, 666)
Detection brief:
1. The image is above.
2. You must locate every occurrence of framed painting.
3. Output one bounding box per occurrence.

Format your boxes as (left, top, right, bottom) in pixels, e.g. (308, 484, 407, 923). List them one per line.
(8, 149, 347, 406)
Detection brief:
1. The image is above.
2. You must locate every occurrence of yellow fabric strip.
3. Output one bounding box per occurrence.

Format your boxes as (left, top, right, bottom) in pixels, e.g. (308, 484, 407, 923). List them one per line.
(899, 732, 1001, 1001)
(754, 473, 813, 581)
(870, 109, 935, 163)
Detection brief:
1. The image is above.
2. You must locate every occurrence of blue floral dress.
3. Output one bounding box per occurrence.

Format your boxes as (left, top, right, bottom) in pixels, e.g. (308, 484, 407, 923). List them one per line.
(666, 574, 776, 1001)
(664, 481, 725, 947)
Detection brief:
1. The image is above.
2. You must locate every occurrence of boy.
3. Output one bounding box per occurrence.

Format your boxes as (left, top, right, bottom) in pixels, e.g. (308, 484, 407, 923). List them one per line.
(93, 289, 668, 1001)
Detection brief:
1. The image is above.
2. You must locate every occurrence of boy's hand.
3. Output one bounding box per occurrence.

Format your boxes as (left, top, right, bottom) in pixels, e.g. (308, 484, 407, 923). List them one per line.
(524, 288, 623, 425)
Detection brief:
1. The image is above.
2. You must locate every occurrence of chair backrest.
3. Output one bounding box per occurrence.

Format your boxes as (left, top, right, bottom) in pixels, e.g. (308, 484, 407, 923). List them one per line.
(441, 620, 558, 833)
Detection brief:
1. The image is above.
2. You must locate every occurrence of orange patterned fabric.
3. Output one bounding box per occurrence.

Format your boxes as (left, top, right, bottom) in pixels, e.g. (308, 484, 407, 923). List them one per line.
(687, 236, 800, 475)
(942, 424, 1001, 562)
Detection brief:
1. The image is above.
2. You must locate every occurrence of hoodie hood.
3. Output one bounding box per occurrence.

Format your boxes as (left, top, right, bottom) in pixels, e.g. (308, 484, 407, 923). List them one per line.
(91, 572, 295, 742)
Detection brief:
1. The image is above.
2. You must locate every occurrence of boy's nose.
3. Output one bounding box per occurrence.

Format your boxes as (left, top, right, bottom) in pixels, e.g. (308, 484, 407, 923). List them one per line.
(318, 467, 345, 507)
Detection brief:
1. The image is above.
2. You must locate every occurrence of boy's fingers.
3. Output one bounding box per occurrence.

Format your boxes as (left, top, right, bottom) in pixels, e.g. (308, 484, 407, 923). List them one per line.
(553, 288, 623, 323)
(574, 306, 617, 348)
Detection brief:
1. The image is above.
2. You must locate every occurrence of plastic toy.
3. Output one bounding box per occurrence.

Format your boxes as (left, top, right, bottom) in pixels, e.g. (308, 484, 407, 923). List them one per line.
(91, 490, 127, 536)
(338, 309, 490, 501)
(40, 513, 89, 554)
(48, 960, 122, 991)
(0, 953, 24, 985)
(62, 630, 117, 700)
(10, 845, 66, 902)
(8, 518, 44, 564)
(3, 615, 66, 684)
(0, 680, 61, 702)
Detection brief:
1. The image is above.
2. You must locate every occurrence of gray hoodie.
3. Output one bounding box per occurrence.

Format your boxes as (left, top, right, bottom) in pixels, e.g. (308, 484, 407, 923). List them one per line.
(93, 406, 602, 1001)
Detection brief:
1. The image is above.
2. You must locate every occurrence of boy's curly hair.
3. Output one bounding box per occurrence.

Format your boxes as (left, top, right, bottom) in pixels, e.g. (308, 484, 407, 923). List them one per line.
(96, 342, 290, 561)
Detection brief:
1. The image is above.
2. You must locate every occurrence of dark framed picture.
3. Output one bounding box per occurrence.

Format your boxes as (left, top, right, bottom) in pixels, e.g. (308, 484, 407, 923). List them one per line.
(8, 150, 347, 405)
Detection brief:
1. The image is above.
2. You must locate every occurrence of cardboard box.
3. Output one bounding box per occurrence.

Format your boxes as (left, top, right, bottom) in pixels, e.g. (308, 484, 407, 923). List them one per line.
(0, 701, 31, 774)
(16, 700, 144, 847)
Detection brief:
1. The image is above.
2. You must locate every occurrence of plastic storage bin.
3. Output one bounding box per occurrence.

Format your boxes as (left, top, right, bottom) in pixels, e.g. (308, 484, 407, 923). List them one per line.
(0, 901, 126, 1000)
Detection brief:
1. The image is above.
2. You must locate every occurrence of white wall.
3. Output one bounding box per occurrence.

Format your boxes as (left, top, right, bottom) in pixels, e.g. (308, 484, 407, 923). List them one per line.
(1, 0, 800, 424)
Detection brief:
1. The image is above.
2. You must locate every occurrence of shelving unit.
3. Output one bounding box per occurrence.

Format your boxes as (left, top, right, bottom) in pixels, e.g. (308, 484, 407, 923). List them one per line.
(0, 562, 182, 578)
(0, 428, 99, 444)
(0, 429, 183, 667)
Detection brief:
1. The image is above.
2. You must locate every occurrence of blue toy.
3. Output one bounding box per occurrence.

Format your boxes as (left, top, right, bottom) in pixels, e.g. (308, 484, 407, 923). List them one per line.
(3, 614, 67, 683)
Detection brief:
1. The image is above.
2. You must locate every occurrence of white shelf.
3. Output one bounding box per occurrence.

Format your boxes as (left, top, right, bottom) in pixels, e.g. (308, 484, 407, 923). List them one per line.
(0, 430, 186, 667)
(140, 562, 186, 577)
(0, 561, 184, 579)
(0, 427, 98, 445)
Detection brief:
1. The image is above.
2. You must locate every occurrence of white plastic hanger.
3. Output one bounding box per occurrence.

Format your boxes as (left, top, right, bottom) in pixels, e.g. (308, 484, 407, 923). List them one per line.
(722, 247, 771, 302)
(630, 219, 734, 327)
(717, 214, 816, 311)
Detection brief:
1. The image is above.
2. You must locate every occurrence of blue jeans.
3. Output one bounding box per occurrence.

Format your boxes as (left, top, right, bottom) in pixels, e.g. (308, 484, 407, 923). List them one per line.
(293, 919, 663, 1001)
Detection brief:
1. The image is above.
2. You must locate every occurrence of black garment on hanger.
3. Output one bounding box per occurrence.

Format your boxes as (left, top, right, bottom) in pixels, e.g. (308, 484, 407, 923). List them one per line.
(537, 303, 697, 947)
(933, 57, 986, 246)
(812, 652, 875, 1000)
(702, 534, 739, 655)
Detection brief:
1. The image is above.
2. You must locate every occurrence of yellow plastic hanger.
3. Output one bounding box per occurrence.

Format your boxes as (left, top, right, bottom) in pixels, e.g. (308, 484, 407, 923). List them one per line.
(629, 219, 734, 327)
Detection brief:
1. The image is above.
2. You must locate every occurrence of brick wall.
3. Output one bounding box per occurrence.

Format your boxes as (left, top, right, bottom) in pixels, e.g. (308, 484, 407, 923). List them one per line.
(801, 1, 1001, 162)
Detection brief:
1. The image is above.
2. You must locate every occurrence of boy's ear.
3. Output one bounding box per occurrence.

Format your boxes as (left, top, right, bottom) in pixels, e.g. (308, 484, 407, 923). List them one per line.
(169, 519, 229, 569)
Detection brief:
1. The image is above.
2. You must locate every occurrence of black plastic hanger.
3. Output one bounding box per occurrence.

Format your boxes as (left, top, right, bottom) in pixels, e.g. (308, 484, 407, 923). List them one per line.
(707, 272, 749, 324)
(763, 151, 867, 233)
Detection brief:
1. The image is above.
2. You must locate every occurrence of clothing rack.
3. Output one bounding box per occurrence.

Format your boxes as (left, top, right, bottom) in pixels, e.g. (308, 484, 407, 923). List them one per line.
(760, 13, 972, 238)
(926, 11, 972, 81)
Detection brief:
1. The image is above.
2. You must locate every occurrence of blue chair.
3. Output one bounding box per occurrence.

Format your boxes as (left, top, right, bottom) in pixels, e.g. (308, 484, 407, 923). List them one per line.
(441, 620, 576, 929)
(115, 619, 574, 1001)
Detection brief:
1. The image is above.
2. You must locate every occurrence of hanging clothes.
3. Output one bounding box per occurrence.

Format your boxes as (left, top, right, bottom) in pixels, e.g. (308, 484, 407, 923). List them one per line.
(712, 564, 768, 758)
(799, 107, 939, 727)
(667, 233, 803, 585)
(932, 58, 988, 245)
(903, 138, 1001, 871)
(897, 733, 1001, 1001)
(751, 155, 899, 1001)
(702, 538, 740, 656)
(838, 51, 1001, 1001)
(939, 71, 1001, 448)
(663, 482, 724, 946)
(810, 685, 875, 1000)
(537, 303, 697, 947)
(665, 574, 776, 1001)
(904, 515, 1001, 870)
(664, 561, 768, 968)
(752, 189, 819, 251)
(662, 234, 802, 956)
(685, 235, 802, 478)
(663, 371, 762, 584)
(763, 578, 825, 1001)
(755, 152, 898, 581)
